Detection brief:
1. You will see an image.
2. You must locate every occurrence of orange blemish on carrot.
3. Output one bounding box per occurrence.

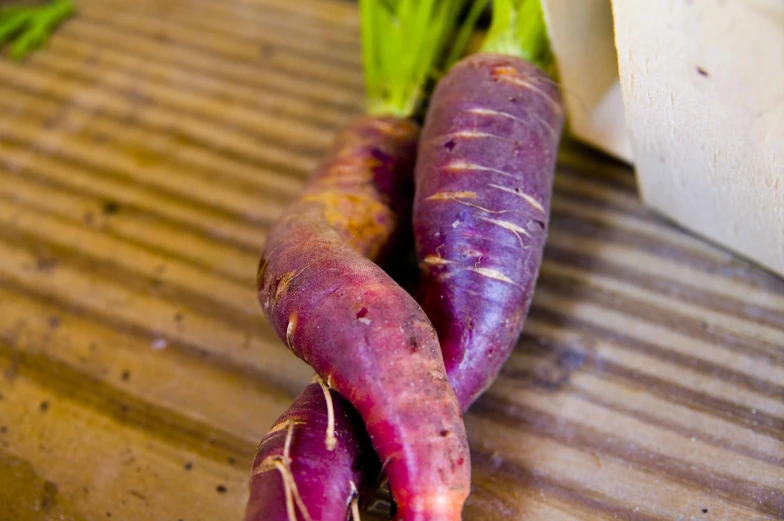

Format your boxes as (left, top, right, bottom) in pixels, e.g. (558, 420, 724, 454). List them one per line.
(301, 191, 395, 258)
(490, 65, 517, 78)
(426, 191, 477, 201)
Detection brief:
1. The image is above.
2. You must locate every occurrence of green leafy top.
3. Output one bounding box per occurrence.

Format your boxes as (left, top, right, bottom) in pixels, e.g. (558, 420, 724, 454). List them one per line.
(0, 0, 74, 61)
(360, 0, 469, 118)
(481, 0, 553, 72)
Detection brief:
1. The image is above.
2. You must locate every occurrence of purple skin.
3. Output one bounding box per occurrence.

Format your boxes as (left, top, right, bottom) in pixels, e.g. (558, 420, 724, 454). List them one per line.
(414, 53, 564, 409)
(255, 116, 471, 521)
(244, 383, 380, 521)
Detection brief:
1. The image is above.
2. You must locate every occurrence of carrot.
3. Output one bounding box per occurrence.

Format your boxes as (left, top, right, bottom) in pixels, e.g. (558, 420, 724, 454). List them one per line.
(414, 0, 564, 409)
(247, 2, 474, 520)
(246, 116, 415, 521)
(247, 2, 564, 517)
(258, 116, 469, 521)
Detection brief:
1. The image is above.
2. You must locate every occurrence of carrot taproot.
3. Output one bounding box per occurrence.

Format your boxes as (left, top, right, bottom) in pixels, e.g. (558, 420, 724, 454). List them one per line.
(257, 115, 470, 521)
(413, 50, 564, 408)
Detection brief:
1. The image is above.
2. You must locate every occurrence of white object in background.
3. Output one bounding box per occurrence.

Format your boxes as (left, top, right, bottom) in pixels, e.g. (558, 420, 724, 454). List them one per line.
(541, 0, 633, 162)
(612, 0, 784, 277)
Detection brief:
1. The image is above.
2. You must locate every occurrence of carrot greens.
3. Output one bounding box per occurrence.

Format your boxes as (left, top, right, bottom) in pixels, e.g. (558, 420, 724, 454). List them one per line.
(0, 0, 74, 60)
(481, 0, 553, 72)
(360, 0, 468, 118)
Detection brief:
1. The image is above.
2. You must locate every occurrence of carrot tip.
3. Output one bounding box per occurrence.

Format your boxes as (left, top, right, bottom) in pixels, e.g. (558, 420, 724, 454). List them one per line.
(395, 491, 465, 521)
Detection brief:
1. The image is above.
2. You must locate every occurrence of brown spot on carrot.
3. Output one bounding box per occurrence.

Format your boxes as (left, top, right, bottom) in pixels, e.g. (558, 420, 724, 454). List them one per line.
(36, 257, 58, 273)
(216, 485, 227, 494)
(426, 191, 477, 201)
(423, 255, 452, 266)
(274, 271, 298, 303)
(39, 401, 49, 412)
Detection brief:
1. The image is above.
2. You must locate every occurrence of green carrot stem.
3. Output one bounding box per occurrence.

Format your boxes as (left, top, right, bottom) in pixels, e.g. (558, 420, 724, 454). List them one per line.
(359, 0, 469, 118)
(0, 0, 75, 61)
(481, 0, 553, 72)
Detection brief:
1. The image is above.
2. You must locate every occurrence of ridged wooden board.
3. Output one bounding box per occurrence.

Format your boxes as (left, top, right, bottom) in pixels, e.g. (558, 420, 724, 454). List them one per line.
(0, 0, 782, 520)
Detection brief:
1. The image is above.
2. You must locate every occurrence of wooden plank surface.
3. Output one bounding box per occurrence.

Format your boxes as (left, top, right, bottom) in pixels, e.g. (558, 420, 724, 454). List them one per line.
(0, 0, 782, 520)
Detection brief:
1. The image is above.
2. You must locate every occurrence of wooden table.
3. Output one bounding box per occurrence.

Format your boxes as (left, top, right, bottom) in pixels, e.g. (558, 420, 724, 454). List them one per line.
(0, 0, 781, 520)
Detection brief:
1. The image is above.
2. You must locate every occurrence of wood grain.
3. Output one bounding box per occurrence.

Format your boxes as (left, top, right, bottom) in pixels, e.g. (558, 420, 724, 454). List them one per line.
(0, 0, 782, 520)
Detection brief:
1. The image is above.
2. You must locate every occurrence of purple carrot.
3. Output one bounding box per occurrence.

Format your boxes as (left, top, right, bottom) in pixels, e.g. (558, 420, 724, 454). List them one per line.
(244, 3, 565, 518)
(244, 379, 380, 521)
(414, 52, 564, 409)
(245, 116, 414, 521)
(253, 116, 470, 521)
